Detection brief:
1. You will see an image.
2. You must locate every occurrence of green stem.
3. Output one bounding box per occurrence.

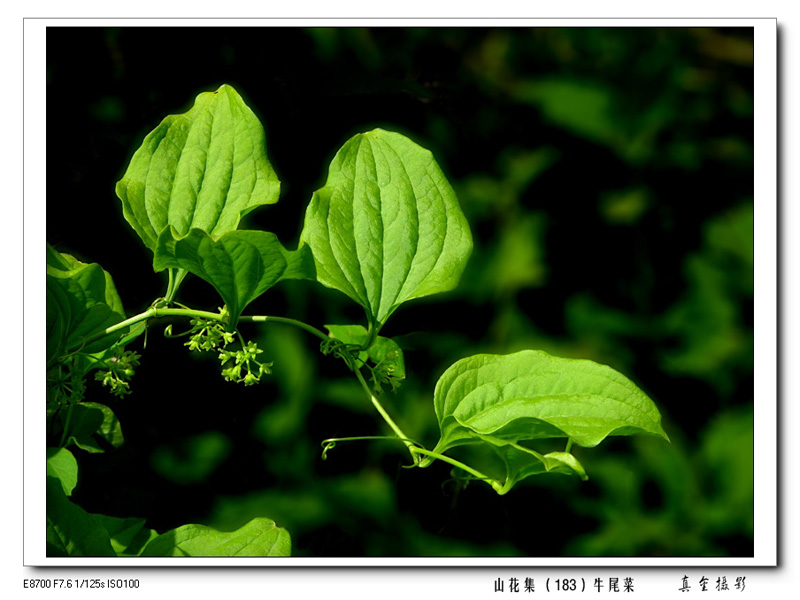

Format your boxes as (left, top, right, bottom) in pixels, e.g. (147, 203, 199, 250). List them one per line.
(565, 438, 573, 453)
(360, 317, 379, 351)
(352, 367, 419, 464)
(58, 403, 76, 448)
(238, 315, 330, 342)
(164, 268, 189, 303)
(409, 447, 506, 495)
(66, 305, 333, 356)
(64, 307, 225, 353)
(165, 269, 176, 302)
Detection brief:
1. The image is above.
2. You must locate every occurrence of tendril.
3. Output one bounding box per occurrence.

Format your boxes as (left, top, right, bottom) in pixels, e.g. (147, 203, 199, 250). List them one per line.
(321, 441, 336, 460)
(319, 435, 426, 462)
(162, 323, 199, 339)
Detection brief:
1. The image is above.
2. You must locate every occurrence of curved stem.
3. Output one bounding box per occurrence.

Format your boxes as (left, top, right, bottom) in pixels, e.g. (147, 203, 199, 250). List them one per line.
(352, 367, 419, 465)
(238, 315, 329, 342)
(360, 317, 379, 351)
(67, 306, 332, 356)
(409, 447, 506, 495)
(66, 307, 225, 352)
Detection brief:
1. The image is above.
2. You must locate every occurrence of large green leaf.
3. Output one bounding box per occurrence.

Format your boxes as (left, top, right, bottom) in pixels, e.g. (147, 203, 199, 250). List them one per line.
(154, 228, 313, 327)
(116, 84, 280, 253)
(141, 518, 290, 557)
(424, 350, 668, 492)
(46, 476, 116, 557)
(432, 350, 668, 453)
(300, 129, 472, 328)
(46, 447, 78, 496)
(46, 245, 127, 360)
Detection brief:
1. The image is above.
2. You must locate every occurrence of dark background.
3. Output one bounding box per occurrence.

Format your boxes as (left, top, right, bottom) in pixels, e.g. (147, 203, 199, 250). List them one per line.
(46, 27, 754, 557)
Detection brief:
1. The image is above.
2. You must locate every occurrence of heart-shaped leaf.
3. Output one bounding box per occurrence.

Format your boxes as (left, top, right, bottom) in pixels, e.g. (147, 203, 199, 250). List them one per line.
(141, 517, 290, 557)
(432, 350, 668, 454)
(154, 228, 313, 327)
(46, 245, 127, 361)
(424, 350, 668, 492)
(300, 129, 472, 329)
(116, 84, 280, 253)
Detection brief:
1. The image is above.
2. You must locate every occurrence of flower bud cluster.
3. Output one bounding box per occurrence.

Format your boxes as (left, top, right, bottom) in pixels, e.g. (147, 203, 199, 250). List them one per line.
(95, 349, 141, 398)
(184, 317, 271, 386)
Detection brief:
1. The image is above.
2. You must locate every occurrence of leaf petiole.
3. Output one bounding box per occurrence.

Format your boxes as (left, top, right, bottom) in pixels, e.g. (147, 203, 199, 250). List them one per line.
(409, 447, 506, 495)
(360, 316, 379, 351)
(164, 268, 189, 303)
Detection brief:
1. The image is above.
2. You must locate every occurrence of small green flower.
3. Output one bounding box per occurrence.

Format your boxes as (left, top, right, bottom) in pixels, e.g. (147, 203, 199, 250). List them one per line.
(94, 349, 141, 398)
(216, 339, 272, 386)
(185, 318, 234, 353)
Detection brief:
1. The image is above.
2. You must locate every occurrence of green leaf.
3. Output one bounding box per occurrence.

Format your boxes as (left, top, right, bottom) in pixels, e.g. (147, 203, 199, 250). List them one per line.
(448, 436, 588, 493)
(141, 517, 290, 557)
(432, 350, 668, 454)
(325, 324, 406, 381)
(479, 437, 587, 481)
(154, 228, 313, 327)
(83, 402, 124, 448)
(46, 476, 116, 557)
(62, 403, 123, 453)
(116, 84, 280, 253)
(46, 245, 127, 360)
(425, 350, 668, 492)
(46, 283, 69, 366)
(434, 350, 669, 452)
(46, 447, 78, 496)
(89, 514, 158, 556)
(300, 129, 472, 328)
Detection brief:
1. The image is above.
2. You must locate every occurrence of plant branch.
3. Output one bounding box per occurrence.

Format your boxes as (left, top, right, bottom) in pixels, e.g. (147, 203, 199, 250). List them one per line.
(352, 366, 419, 465)
(65, 307, 226, 353)
(409, 447, 506, 495)
(66, 308, 333, 356)
(238, 315, 330, 342)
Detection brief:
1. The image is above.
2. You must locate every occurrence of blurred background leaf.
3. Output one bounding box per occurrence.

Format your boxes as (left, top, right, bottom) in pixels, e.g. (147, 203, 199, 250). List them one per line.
(48, 26, 753, 557)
